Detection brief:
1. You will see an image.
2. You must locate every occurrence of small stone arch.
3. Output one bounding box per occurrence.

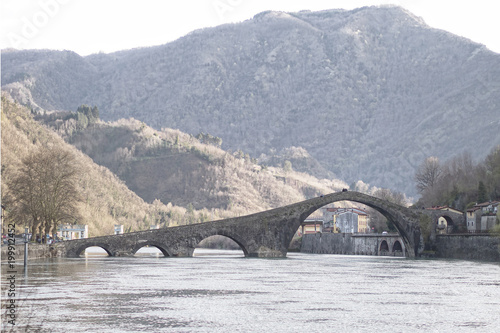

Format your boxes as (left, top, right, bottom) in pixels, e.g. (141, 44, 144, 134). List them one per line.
(392, 240, 403, 252)
(132, 241, 172, 257)
(74, 243, 113, 257)
(379, 240, 389, 252)
(195, 232, 249, 256)
(436, 215, 454, 234)
(423, 210, 465, 235)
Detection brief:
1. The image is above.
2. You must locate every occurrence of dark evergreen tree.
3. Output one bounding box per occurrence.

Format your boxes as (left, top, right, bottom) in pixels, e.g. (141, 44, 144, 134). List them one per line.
(478, 181, 487, 203)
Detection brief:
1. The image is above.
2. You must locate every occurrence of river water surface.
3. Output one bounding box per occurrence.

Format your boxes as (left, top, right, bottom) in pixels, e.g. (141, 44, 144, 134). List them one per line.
(2, 249, 500, 332)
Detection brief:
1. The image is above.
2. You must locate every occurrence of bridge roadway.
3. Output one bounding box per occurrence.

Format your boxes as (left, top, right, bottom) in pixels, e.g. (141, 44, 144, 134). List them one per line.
(56, 191, 464, 258)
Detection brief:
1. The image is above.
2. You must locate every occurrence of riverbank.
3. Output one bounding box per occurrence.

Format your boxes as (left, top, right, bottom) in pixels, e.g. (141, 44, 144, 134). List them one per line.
(1, 242, 59, 262)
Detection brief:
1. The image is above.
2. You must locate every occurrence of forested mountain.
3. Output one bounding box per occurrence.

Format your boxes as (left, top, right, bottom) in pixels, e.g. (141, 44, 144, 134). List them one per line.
(2, 6, 500, 195)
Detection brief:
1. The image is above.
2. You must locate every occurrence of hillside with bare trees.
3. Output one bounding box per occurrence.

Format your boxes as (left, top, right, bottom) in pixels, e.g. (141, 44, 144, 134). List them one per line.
(38, 104, 347, 213)
(414, 149, 500, 212)
(1, 95, 230, 236)
(1, 94, 348, 237)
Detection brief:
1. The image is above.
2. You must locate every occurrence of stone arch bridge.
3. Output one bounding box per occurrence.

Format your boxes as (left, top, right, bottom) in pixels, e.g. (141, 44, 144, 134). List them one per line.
(56, 191, 464, 258)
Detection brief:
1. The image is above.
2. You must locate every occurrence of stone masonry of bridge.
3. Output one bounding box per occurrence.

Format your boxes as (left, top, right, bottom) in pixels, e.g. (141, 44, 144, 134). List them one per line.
(55, 191, 463, 258)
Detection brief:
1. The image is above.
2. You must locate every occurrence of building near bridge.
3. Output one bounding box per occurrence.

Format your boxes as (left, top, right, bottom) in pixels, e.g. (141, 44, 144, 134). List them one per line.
(466, 201, 499, 233)
(337, 211, 358, 233)
(322, 207, 369, 233)
(475, 201, 499, 214)
(57, 224, 88, 240)
(298, 219, 323, 235)
(466, 207, 481, 233)
(114, 225, 124, 235)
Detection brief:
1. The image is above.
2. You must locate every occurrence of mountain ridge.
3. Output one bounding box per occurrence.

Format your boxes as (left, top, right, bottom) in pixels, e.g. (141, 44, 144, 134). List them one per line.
(2, 6, 500, 195)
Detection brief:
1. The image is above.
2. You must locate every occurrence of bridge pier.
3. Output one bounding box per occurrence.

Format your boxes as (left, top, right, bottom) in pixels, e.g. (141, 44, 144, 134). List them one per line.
(112, 250, 135, 257)
(247, 247, 287, 258)
(170, 247, 194, 257)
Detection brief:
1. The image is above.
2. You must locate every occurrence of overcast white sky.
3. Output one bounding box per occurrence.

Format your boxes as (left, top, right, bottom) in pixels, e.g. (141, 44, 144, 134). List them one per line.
(1, 0, 499, 56)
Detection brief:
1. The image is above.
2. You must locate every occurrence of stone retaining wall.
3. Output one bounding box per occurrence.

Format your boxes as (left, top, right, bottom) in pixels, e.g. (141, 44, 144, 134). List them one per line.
(301, 233, 405, 256)
(1, 242, 60, 262)
(434, 234, 500, 261)
(301, 232, 500, 261)
(301, 233, 354, 254)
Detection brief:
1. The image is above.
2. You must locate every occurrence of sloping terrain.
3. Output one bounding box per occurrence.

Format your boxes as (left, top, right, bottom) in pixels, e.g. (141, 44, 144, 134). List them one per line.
(1, 95, 248, 236)
(46, 113, 345, 212)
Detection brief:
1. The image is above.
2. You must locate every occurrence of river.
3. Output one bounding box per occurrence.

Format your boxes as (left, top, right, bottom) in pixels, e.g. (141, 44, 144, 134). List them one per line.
(2, 248, 500, 332)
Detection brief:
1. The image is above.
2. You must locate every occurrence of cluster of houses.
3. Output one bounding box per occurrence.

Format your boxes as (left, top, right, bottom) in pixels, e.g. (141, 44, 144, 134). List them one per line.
(466, 201, 499, 233)
(298, 207, 370, 235)
(425, 200, 499, 234)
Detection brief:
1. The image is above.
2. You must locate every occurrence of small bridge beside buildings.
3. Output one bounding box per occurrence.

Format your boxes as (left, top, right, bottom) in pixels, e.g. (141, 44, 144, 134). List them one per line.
(55, 191, 466, 259)
(301, 233, 408, 257)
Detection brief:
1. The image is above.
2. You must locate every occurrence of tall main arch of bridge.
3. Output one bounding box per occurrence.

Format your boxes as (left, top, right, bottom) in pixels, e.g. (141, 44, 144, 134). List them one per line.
(57, 191, 463, 258)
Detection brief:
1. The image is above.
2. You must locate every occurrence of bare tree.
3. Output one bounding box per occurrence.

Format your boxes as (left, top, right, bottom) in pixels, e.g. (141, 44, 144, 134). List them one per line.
(8, 146, 81, 242)
(372, 188, 408, 206)
(415, 156, 442, 193)
(371, 188, 408, 232)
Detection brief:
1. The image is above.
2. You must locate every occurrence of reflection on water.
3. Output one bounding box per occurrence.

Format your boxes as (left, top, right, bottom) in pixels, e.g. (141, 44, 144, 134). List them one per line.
(2, 251, 500, 332)
(193, 248, 244, 257)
